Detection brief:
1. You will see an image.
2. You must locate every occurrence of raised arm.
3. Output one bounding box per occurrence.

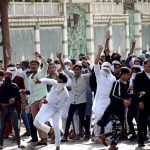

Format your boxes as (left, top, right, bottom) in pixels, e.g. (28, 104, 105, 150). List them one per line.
(34, 78, 57, 86)
(95, 45, 103, 65)
(82, 60, 92, 74)
(56, 52, 74, 78)
(128, 40, 136, 56)
(104, 30, 111, 56)
(33, 51, 48, 74)
(56, 52, 65, 70)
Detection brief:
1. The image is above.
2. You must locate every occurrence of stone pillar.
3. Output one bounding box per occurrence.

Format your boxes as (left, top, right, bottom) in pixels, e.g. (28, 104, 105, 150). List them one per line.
(62, 1, 68, 59)
(126, 17, 130, 56)
(108, 20, 113, 53)
(134, 13, 142, 55)
(34, 24, 41, 53)
(86, 3, 94, 64)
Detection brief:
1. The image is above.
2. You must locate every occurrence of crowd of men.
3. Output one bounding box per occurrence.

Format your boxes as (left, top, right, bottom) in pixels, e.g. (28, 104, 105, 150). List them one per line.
(0, 32, 150, 150)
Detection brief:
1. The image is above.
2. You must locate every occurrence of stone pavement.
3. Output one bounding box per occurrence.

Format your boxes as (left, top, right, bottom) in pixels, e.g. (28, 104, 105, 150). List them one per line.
(2, 136, 150, 150)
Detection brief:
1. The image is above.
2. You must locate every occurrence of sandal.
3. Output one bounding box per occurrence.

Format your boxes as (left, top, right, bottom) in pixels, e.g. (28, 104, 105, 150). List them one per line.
(98, 135, 108, 147)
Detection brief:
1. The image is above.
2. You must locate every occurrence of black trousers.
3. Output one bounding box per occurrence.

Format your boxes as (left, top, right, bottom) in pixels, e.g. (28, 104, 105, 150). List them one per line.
(137, 108, 148, 144)
(99, 102, 125, 128)
(127, 105, 137, 136)
(28, 113, 38, 142)
(64, 103, 90, 137)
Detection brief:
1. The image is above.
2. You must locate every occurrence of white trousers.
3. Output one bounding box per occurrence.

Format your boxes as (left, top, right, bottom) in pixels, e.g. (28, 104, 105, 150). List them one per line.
(93, 97, 110, 137)
(34, 104, 60, 146)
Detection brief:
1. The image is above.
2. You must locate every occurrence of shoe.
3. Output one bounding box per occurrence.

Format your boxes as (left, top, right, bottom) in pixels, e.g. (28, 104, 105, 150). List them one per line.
(73, 134, 80, 140)
(21, 131, 30, 137)
(128, 135, 137, 140)
(83, 134, 90, 141)
(119, 135, 128, 140)
(98, 135, 108, 147)
(49, 128, 55, 144)
(18, 144, 25, 148)
(37, 141, 47, 145)
(56, 146, 60, 150)
(0, 145, 3, 149)
(27, 139, 38, 143)
(138, 143, 145, 147)
(108, 145, 118, 150)
(68, 130, 75, 139)
(61, 136, 68, 142)
(79, 132, 84, 138)
(50, 138, 55, 144)
(91, 136, 100, 144)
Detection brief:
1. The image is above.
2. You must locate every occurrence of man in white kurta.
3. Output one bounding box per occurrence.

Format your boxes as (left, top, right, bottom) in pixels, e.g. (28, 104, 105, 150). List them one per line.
(33, 73, 69, 150)
(92, 45, 116, 138)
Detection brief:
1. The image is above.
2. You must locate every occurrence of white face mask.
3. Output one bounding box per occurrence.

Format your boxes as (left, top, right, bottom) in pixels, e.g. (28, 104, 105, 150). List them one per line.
(17, 68, 22, 75)
(6, 67, 17, 80)
(65, 65, 70, 70)
(55, 64, 61, 71)
(11, 71, 17, 80)
(102, 66, 111, 73)
(56, 83, 65, 91)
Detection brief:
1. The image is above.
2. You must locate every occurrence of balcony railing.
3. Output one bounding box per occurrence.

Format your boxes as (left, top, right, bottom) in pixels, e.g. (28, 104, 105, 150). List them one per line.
(8, 1, 150, 16)
(8, 2, 61, 16)
(93, 0, 150, 14)
(93, 1, 124, 14)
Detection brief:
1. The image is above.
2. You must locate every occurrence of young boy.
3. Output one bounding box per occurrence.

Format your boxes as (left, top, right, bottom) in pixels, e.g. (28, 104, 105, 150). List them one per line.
(97, 67, 132, 150)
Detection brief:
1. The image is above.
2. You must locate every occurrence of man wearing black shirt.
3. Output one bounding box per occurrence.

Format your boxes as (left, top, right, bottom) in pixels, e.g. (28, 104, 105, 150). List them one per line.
(134, 59, 150, 147)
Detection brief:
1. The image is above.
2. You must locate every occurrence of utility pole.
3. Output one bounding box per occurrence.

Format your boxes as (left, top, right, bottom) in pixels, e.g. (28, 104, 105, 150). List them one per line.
(0, 0, 11, 69)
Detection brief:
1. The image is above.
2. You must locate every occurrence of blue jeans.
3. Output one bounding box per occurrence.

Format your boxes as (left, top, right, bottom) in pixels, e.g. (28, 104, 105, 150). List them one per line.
(21, 111, 30, 133)
(0, 105, 20, 145)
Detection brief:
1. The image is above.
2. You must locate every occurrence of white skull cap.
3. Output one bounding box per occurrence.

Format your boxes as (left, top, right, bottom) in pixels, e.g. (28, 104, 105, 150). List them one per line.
(76, 61, 82, 66)
(64, 59, 72, 64)
(101, 62, 111, 68)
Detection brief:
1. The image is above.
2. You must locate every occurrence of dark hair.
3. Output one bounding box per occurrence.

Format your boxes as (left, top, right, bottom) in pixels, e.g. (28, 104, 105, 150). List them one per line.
(0, 70, 5, 77)
(70, 59, 77, 65)
(30, 60, 40, 66)
(144, 59, 150, 65)
(7, 63, 15, 68)
(58, 73, 68, 83)
(111, 52, 121, 61)
(132, 66, 141, 73)
(80, 56, 87, 61)
(47, 58, 52, 64)
(121, 67, 131, 75)
(49, 63, 56, 67)
(21, 60, 30, 69)
(79, 53, 86, 60)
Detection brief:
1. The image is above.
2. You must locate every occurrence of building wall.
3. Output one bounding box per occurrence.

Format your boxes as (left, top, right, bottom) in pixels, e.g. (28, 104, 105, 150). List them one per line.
(0, 1, 150, 63)
(10, 28, 35, 63)
(40, 27, 63, 59)
(142, 24, 150, 50)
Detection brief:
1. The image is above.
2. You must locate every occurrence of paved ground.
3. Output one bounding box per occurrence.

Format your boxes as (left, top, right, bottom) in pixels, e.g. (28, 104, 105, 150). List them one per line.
(2, 134, 150, 150)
